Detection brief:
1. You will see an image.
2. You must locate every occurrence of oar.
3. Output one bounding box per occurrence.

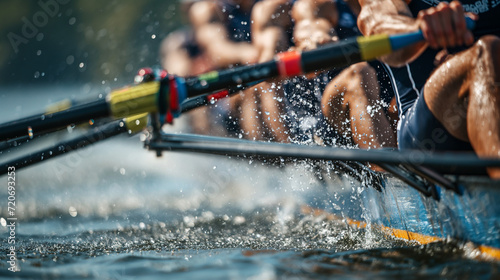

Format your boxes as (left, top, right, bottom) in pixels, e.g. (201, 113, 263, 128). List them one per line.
(0, 99, 95, 152)
(180, 79, 264, 113)
(0, 81, 259, 174)
(147, 132, 500, 169)
(0, 114, 147, 176)
(0, 18, 475, 142)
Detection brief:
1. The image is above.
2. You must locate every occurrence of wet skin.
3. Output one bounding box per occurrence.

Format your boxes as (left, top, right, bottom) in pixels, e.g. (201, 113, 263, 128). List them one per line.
(358, 0, 500, 178)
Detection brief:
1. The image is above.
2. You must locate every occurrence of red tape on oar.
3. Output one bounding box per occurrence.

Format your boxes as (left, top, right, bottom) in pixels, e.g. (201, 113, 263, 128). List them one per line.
(276, 51, 303, 77)
(164, 75, 179, 124)
(207, 90, 230, 102)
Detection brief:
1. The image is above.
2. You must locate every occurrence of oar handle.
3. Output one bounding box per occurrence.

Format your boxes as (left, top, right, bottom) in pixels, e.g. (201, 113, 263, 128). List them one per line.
(389, 16, 476, 50)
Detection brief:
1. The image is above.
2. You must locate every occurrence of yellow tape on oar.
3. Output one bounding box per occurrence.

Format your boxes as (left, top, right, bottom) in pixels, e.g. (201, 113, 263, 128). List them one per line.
(123, 113, 149, 134)
(107, 81, 160, 119)
(357, 34, 392, 61)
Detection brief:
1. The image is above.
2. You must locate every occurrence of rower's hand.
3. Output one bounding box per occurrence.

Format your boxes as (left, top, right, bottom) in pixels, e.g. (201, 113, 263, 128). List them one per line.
(239, 44, 259, 65)
(417, 1, 478, 49)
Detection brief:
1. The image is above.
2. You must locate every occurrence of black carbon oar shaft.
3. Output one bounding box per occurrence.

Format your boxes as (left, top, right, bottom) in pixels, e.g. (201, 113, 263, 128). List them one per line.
(0, 99, 109, 142)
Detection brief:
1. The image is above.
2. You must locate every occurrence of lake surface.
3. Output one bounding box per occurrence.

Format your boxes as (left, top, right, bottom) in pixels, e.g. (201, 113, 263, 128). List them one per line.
(0, 87, 499, 279)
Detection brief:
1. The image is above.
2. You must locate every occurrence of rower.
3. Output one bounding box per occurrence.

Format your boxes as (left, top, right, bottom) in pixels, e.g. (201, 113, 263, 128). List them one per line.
(357, 0, 500, 177)
(160, 0, 224, 135)
(246, 0, 295, 142)
(189, 0, 270, 139)
(262, 0, 398, 148)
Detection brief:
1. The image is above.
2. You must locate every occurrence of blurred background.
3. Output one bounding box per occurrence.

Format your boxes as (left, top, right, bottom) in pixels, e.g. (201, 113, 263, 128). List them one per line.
(0, 0, 184, 88)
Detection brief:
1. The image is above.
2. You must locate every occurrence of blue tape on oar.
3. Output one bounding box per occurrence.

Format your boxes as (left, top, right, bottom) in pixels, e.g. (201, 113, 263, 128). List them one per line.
(390, 16, 476, 51)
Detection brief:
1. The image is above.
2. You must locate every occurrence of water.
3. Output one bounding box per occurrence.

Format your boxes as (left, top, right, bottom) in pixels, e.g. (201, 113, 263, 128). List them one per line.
(1, 88, 500, 279)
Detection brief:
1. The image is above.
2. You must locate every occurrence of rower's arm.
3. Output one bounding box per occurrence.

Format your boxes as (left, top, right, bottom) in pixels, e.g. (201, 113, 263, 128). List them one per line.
(357, 0, 426, 66)
(189, 1, 257, 68)
(291, 0, 339, 51)
(251, 0, 293, 62)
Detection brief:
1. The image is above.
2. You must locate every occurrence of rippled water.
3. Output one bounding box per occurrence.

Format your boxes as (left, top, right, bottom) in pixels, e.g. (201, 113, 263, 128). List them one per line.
(1, 88, 499, 279)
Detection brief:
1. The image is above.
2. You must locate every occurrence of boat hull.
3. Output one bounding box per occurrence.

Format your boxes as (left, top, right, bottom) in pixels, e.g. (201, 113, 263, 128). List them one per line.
(306, 174, 500, 257)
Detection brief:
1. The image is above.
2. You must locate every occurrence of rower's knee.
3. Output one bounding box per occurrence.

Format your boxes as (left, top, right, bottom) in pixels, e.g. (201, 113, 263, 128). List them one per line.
(343, 62, 379, 101)
(475, 35, 500, 81)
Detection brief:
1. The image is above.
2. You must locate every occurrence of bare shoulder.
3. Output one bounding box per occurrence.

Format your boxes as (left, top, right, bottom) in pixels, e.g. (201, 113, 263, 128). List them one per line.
(359, 0, 411, 14)
(358, 0, 413, 35)
(252, 0, 292, 30)
(291, 0, 338, 22)
(189, 1, 223, 27)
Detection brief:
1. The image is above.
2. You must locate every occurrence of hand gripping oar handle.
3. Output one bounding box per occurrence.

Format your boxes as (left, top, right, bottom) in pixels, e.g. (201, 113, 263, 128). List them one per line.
(0, 18, 475, 141)
(389, 16, 476, 51)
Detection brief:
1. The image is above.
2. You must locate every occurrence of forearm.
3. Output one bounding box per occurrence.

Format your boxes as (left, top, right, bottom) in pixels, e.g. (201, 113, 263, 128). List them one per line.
(207, 41, 257, 67)
(196, 24, 256, 67)
(291, 0, 338, 50)
(358, 0, 427, 66)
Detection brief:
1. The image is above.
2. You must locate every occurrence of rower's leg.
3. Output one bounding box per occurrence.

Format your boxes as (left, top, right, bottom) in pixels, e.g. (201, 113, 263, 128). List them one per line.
(423, 35, 500, 178)
(322, 62, 397, 149)
(467, 36, 500, 178)
(250, 0, 293, 143)
(239, 87, 264, 141)
(259, 82, 290, 143)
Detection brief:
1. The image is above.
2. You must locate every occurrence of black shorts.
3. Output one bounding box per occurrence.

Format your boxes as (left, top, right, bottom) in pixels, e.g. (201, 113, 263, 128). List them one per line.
(398, 89, 473, 151)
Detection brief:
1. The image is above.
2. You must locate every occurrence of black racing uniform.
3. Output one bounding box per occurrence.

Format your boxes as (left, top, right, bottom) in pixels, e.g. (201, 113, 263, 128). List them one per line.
(220, 0, 256, 43)
(387, 0, 500, 151)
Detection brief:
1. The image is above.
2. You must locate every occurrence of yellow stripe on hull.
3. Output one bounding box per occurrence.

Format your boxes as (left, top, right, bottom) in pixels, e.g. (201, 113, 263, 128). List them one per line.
(301, 205, 500, 260)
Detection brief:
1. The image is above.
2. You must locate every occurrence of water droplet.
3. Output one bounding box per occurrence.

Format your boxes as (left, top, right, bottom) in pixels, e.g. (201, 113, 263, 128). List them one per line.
(27, 126, 33, 139)
(69, 206, 77, 217)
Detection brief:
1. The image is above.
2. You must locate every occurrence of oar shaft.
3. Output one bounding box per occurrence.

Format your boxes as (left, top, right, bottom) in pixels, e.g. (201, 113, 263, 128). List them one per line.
(184, 61, 278, 98)
(0, 99, 109, 141)
(181, 35, 398, 99)
(0, 113, 147, 174)
(0, 120, 126, 175)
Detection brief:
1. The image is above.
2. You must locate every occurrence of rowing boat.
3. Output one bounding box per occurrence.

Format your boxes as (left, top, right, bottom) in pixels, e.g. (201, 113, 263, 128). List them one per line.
(2, 23, 500, 260)
(142, 132, 500, 259)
